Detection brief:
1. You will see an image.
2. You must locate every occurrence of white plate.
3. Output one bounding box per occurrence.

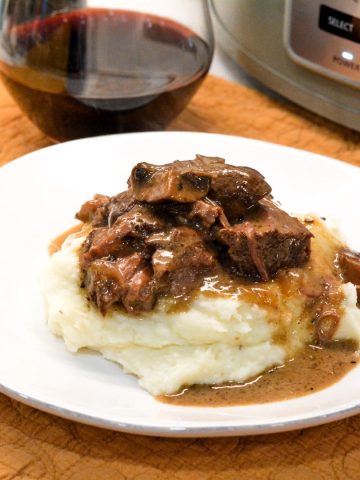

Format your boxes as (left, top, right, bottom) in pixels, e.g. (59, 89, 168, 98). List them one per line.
(1, 131, 360, 438)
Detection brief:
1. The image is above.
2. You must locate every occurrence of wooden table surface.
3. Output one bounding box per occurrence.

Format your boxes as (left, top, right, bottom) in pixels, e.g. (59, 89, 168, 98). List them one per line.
(1, 76, 360, 479)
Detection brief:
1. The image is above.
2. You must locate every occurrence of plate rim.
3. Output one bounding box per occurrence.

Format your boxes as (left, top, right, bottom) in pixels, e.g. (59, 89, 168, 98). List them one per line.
(2, 379, 360, 438)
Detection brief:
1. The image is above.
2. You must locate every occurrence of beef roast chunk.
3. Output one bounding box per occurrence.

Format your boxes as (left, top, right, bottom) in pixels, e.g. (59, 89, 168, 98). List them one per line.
(76, 190, 135, 227)
(122, 265, 155, 313)
(80, 204, 165, 268)
(147, 227, 216, 298)
(80, 223, 133, 269)
(84, 253, 154, 314)
(129, 156, 271, 215)
(339, 249, 360, 304)
(195, 155, 271, 220)
(217, 198, 312, 281)
(106, 190, 136, 226)
(188, 198, 230, 229)
(115, 204, 166, 239)
(339, 249, 360, 285)
(158, 198, 229, 231)
(76, 194, 110, 225)
(84, 253, 142, 313)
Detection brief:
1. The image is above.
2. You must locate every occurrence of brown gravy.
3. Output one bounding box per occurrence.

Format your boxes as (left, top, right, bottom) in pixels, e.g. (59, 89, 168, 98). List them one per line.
(159, 343, 358, 407)
(48, 224, 84, 255)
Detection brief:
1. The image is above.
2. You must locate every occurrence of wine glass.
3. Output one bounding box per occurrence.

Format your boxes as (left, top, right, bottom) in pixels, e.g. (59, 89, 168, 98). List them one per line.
(0, 0, 213, 141)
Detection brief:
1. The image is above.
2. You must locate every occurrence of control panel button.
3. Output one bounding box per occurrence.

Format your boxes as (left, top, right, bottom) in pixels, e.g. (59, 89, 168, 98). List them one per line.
(319, 5, 360, 44)
(285, 0, 360, 87)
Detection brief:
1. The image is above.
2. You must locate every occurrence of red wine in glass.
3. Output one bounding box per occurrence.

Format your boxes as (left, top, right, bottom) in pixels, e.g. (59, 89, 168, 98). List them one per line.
(0, 8, 213, 141)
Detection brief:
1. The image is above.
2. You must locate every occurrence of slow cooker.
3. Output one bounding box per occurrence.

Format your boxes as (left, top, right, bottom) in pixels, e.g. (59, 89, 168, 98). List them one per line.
(211, 0, 360, 132)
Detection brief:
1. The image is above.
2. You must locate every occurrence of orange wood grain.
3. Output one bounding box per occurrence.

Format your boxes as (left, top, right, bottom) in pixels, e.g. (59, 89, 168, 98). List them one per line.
(1, 75, 360, 479)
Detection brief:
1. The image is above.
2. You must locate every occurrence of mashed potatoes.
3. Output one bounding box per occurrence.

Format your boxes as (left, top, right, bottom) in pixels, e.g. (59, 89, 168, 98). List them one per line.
(42, 230, 360, 396)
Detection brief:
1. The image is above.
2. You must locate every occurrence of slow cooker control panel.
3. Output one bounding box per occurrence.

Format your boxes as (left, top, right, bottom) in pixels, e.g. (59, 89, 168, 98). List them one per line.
(285, 0, 360, 88)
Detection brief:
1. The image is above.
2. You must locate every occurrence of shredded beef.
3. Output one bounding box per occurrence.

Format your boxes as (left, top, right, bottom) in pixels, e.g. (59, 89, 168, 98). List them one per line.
(74, 156, 314, 315)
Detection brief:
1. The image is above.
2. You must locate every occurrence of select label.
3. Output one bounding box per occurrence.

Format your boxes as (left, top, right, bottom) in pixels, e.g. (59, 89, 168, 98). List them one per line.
(319, 4, 360, 44)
